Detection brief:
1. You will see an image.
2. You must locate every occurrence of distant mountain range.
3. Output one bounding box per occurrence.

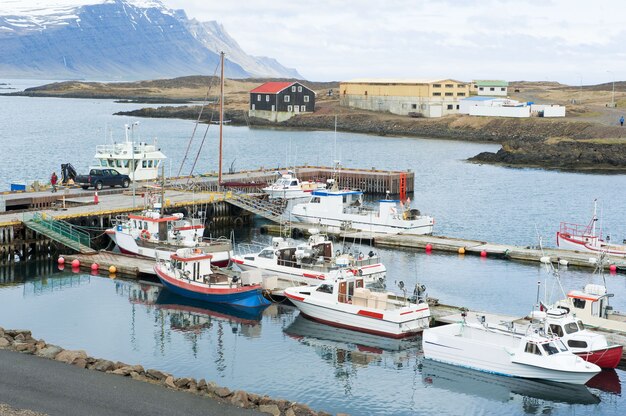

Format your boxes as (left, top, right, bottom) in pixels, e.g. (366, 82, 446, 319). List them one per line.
(0, 0, 302, 80)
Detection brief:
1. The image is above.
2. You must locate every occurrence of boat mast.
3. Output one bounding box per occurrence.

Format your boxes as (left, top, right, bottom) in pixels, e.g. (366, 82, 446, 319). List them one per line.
(218, 51, 224, 187)
(592, 198, 598, 237)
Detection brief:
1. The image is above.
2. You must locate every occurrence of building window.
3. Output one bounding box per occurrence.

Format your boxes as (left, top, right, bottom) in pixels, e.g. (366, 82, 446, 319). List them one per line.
(287, 105, 293, 112)
(301, 105, 306, 112)
(284, 95, 290, 102)
(445, 92, 453, 96)
(266, 95, 270, 102)
(501, 87, 506, 91)
(458, 84, 466, 88)
(457, 92, 465, 96)
(445, 84, 453, 88)
(433, 84, 441, 88)
(304, 95, 310, 102)
(411, 104, 417, 109)
(490, 87, 495, 91)
(447, 104, 453, 110)
(298, 86, 302, 92)
(364, 91, 368, 95)
(257, 94, 261, 101)
(479, 87, 484, 91)
(456, 105, 460, 109)
(433, 92, 441, 96)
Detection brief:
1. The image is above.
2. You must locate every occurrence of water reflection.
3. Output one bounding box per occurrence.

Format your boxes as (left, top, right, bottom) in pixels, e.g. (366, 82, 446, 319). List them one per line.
(421, 359, 601, 407)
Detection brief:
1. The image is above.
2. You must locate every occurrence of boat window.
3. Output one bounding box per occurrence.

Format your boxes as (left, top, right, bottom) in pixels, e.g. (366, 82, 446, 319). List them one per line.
(316, 284, 333, 294)
(108, 159, 114, 167)
(577, 320, 585, 330)
(259, 249, 275, 259)
(555, 339, 568, 352)
(100, 160, 107, 167)
(143, 221, 148, 230)
(564, 322, 579, 334)
(572, 298, 586, 309)
(310, 197, 321, 203)
(123, 160, 130, 168)
(148, 160, 153, 168)
(290, 180, 298, 186)
(524, 343, 542, 355)
(142, 160, 147, 168)
(541, 342, 560, 356)
(568, 340, 588, 349)
(548, 324, 563, 337)
(115, 160, 122, 168)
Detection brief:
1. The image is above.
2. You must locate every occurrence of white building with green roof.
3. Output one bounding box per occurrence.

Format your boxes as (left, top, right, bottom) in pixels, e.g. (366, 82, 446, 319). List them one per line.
(472, 80, 509, 96)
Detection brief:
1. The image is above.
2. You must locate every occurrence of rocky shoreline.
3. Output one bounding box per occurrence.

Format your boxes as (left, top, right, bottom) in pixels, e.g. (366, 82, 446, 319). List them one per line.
(0, 326, 337, 416)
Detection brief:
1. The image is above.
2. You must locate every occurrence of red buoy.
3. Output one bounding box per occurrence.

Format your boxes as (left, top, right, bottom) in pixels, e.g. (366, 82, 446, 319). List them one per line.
(425, 244, 432, 252)
(71, 259, 80, 268)
(480, 250, 487, 258)
(57, 257, 65, 265)
(91, 263, 99, 271)
(610, 264, 617, 273)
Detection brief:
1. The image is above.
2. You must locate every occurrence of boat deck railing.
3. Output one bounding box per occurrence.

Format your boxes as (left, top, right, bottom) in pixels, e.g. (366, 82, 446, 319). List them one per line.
(559, 221, 598, 238)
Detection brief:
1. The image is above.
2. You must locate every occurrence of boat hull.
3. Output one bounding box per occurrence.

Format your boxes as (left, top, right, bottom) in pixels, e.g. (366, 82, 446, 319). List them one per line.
(557, 232, 626, 257)
(108, 229, 231, 267)
(292, 212, 434, 235)
(423, 324, 599, 384)
(284, 289, 429, 339)
(154, 265, 269, 308)
(575, 345, 623, 369)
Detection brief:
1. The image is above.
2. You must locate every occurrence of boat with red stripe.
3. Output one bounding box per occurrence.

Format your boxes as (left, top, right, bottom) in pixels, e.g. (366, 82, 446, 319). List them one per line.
(284, 272, 430, 338)
(154, 247, 270, 308)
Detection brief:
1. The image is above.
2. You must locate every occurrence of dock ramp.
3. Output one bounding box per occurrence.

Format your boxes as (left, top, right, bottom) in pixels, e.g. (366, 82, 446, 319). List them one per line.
(225, 193, 287, 223)
(24, 213, 95, 254)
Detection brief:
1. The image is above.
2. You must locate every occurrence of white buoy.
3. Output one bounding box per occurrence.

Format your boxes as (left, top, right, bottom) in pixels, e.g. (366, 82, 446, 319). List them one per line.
(559, 259, 569, 266)
(540, 256, 551, 264)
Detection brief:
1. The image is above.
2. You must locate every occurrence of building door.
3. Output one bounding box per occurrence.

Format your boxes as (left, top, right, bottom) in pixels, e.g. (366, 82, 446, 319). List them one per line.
(271, 105, 275, 112)
(338, 281, 347, 303)
(251, 104, 255, 110)
(294, 105, 300, 113)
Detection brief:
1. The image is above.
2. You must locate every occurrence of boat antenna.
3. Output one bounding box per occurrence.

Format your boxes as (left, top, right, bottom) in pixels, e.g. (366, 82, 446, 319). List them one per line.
(218, 50, 225, 188)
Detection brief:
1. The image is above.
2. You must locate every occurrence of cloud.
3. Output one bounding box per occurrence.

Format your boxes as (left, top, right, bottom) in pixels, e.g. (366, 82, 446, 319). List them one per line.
(162, 0, 626, 84)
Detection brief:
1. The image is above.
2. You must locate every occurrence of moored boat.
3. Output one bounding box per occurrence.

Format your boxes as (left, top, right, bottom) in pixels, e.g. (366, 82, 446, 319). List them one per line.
(291, 189, 434, 235)
(106, 207, 232, 266)
(556, 200, 626, 256)
(284, 273, 430, 338)
(154, 247, 270, 308)
(422, 317, 601, 385)
(232, 233, 386, 295)
(262, 171, 326, 199)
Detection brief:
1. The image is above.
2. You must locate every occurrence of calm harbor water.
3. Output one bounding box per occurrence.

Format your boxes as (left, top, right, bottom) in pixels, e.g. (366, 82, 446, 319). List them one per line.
(2, 82, 626, 414)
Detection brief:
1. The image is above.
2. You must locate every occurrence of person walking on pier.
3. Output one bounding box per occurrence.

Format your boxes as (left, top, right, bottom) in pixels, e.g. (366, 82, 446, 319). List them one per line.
(620, 116, 624, 126)
(50, 172, 58, 193)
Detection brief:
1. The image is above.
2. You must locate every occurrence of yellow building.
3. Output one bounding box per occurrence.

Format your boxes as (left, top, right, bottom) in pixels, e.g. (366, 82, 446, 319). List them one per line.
(339, 78, 469, 118)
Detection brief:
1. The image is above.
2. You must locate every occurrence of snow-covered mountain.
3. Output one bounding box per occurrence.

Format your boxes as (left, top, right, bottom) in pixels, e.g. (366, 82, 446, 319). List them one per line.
(0, 0, 301, 80)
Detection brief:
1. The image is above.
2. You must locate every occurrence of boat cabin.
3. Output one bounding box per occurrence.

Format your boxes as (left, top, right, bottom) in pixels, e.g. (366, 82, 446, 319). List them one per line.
(307, 190, 364, 213)
(314, 274, 367, 304)
(123, 211, 204, 243)
(169, 248, 215, 282)
(522, 337, 568, 357)
(562, 284, 613, 319)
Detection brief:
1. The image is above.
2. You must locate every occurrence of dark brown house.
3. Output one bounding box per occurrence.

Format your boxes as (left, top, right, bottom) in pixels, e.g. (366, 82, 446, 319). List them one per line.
(249, 81, 315, 122)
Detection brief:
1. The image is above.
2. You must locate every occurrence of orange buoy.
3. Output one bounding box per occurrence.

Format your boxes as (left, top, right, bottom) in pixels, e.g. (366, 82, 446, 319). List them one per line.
(58, 256, 65, 265)
(108, 265, 117, 274)
(480, 250, 487, 258)
(71, 259, 80, 267)
(458, 247, 465, 255)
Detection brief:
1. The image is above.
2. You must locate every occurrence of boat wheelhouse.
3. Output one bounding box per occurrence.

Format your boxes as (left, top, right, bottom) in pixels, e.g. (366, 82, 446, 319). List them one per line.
(92, 124, 166, 182)
(291, 189, 434, 235)
(262, 171, 326, 199)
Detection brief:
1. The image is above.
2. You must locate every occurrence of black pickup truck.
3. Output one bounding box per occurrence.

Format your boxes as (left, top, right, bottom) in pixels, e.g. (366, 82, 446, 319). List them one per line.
(75, 168, 131, 190)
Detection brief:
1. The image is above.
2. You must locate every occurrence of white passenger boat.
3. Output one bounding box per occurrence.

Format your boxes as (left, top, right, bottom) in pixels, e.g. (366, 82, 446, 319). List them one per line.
(232, 234, 386, 295)
(291, 189, 434, 235)
(284, 274, 431, 338)
(262, 171, 326, 199)
(106, 207, 232, 267)
(557, 200, 626, 256)
(92, 123, 166, 182)
(422, 317, 601, 384)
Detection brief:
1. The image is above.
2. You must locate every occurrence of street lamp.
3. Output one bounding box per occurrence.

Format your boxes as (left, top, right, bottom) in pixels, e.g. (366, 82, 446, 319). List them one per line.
(607, 70, 615, 107)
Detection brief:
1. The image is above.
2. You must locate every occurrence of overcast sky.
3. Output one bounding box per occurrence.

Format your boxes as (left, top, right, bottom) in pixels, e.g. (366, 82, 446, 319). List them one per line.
(163, 0, 624, 85)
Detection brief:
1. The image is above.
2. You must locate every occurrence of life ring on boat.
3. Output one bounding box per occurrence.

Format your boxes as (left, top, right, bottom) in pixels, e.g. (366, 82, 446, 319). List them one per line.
(193, 248, 202, 254)
(357, 268, 363, 276)
(140, 229, 151, 240)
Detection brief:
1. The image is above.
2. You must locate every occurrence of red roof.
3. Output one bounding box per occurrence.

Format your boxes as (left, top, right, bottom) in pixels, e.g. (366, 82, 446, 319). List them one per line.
(250, 82, 295, 94)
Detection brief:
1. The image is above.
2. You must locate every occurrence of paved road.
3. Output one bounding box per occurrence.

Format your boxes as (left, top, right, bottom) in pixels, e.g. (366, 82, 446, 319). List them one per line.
(0, 349, 260, 416)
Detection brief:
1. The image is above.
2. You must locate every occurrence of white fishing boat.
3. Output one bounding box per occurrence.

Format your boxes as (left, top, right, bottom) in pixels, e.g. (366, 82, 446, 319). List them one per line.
(262, 171, 326, 199)
(284, 274, 431, 338)
(232, 233, 386, 295)
(557, 200, 626, 256)
(92, 123, 166, 182)
(291, 189, 434, 235)
(106, 207, 232, 267)
(422, 316, 601, 384)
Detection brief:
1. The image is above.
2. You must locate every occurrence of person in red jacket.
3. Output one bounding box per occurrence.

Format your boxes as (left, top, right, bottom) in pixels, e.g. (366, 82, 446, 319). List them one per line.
(50, 172, 58, 193)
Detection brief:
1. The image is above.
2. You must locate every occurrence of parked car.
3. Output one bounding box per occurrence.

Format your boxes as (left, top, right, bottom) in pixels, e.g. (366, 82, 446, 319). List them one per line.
(75, 168, 131, 190)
